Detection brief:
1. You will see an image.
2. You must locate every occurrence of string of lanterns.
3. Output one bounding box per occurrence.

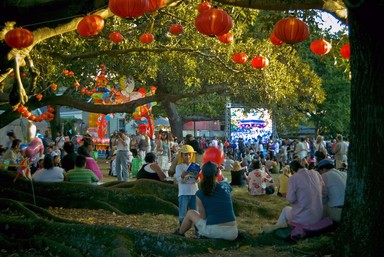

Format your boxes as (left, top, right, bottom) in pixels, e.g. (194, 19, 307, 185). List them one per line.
(3, 0, 351, 93)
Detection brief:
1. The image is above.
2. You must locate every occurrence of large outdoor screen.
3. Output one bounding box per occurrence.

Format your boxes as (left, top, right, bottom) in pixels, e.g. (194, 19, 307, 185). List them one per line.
(230, 107, 273, 144)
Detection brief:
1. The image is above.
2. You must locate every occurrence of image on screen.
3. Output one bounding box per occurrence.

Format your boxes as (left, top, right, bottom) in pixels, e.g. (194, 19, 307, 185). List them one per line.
(230, 107, 273, 144)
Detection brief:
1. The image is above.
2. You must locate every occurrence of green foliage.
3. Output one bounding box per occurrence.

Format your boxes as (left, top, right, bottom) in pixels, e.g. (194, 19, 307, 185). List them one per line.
(2, 1, 349, 133)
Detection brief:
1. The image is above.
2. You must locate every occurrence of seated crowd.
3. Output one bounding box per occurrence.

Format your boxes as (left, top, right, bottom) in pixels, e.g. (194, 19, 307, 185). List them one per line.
(1, 130, 348, 241)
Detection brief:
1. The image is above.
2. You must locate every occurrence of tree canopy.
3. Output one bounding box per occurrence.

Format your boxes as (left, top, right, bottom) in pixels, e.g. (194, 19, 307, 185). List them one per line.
(0, 0, 350, 137)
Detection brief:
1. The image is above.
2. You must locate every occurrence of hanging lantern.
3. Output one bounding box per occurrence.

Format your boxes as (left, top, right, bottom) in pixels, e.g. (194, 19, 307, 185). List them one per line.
(251, 55, 269, 69)
(269, 31, 284, 46)
(218, 33, 233, 44)
(17, 106, 28, 113)
(36, 94, 43, 101)
(340, 43, 350, 59)
(109, 32, 124, 43)
(198, 1, 211, 13)
(310, 39, 332, 56)
(74, 81, 80, 89)
(140, 33, 154, 44)
(146, 0, 165, 12)
(231, 52, 248, 64)
(109, 0, 149, 19)
(194, 7, 232, 37)
(77, 15, 105, 37)
(5, 28, 34, 49)
(169, 24, 184, 35)
(273, 16, 309, 44)
(51, 83, 58, 91)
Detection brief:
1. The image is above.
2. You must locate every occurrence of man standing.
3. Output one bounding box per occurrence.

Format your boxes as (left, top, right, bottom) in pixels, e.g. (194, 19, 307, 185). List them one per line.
(317, 159, 347, 223)
(332, 134, 348, 169)
(113, 129, 130, 181)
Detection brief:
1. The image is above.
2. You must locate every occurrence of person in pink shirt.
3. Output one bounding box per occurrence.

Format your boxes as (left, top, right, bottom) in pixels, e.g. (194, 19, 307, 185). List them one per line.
(275, 159, 325, 227)
(77, 145, 103, 180)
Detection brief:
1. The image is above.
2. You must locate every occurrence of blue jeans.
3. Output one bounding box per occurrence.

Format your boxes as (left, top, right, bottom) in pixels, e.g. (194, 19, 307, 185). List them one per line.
(178, 195, 196, 225)
(116, 150, 129, 181)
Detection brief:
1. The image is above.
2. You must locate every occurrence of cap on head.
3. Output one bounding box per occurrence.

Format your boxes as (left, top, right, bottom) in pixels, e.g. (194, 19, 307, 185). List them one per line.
(202, 161, 219, 176)
(180, 144, 195, 154)
(318, 159, 334, 169)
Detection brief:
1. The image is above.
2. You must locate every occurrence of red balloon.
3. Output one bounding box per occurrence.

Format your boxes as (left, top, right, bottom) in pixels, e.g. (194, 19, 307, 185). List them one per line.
(203, 147, 224, 165)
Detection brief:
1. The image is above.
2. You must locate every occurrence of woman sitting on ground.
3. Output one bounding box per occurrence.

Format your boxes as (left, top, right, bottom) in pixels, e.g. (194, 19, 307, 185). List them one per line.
(32, 154, 67, 182)
(77, 145, 103, 180)
(230, 161, 247, 187)
(136, 152, 166, 181)
(247, 159, 274, 196)
(277, 165, 292, 197)
(174, 161, 238, 240)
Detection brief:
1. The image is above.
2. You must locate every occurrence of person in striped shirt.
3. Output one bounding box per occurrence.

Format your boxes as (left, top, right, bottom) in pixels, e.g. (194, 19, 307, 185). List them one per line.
(66, 155, 99, 184)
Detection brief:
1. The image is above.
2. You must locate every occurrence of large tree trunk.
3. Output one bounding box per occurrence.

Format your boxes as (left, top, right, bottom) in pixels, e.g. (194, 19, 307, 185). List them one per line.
(336, 1, 384, 256)
(163, 101, 184, 139)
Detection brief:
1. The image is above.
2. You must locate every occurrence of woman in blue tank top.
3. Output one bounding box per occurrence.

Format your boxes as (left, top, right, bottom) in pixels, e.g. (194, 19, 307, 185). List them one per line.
(174, 161, 238, 240)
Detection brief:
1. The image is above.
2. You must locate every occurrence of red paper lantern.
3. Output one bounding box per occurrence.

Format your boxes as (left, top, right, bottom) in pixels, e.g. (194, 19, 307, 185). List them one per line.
(340, 43, 350, 59)
(203, 147, 225, 165)
(51, 83, 58, 90)
(140, 33, 154, 44)
(48, 107, 55, 113)
(145, 0, 165, 12)
(218, 33, 233, 44)
(273, 16, 309, 44)
(310, 39, 332, 56)
(109, 0, 149, 19)
(197, 1, 211, 13)
(194, 7, 232, 37)
(5, 28, 34, 49)
(109, 32, 124, 43)
(269, 31, 284, 46)
(17, 106, 27, 113)
(169, 24, 184, 35)
(22, 111, 32, 118)
(77, 15, 105, 37)
(74, 81, 80, 88)
(251, 55, 269, 69)
(36, 94, 43, 101)
(231, 52, 248, 64)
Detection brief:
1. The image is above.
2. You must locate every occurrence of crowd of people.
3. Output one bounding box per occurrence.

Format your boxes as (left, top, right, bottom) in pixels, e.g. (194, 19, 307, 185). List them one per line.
(0, 127, 349, 241)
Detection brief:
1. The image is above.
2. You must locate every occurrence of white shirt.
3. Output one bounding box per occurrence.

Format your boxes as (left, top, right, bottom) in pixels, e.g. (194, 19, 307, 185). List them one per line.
(116, 135, 130, 151)
(175, 163, 199, 197)
(32, 167, 65, 182)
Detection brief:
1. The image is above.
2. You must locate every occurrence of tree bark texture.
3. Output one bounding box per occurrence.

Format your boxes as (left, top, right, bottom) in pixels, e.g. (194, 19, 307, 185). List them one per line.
(335, 1, 384, 256)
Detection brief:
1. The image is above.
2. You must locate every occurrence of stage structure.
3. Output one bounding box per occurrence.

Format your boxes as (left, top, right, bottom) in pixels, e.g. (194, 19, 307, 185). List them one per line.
(225, 104, 274, 144)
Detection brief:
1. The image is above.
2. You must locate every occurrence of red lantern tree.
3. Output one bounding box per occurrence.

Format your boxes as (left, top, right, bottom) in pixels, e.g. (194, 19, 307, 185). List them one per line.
(140, 33, 154, 44)
(218, 33, 233, 44)
(231, 52, 248, 64)
(273, 16, 309, 44)
(77, 15, 105, 37)
(251, 55, 269, 69)
(5, 28, 34, 49)
(194, 7, 232, 37)
(197, 1, 211, 13)
(310, 39, 332, 56)
(145, 0, 165, 12)
(109, 0, 149, 19)
(269, 31, 283, 46)
(109, 32, 124, 43)
(340, 43, 350, 59)
(169, 24, 184, 35)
